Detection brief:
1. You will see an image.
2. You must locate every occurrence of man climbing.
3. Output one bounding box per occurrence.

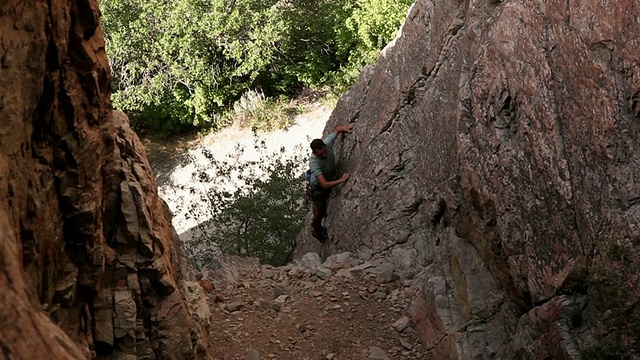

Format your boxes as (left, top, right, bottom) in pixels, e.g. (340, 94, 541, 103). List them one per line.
(308, 124, 354, 242)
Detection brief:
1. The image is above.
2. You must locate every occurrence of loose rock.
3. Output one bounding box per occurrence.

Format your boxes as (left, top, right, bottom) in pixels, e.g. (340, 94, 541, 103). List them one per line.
(392, 316, 410, 332)
(245, 349, 260, 360)
(368, 346, 390, 360)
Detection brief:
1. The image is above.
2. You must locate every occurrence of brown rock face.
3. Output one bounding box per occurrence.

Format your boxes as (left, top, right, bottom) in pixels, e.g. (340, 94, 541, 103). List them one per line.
(0, 0, 205, 359)
(297, 0, 640, 358)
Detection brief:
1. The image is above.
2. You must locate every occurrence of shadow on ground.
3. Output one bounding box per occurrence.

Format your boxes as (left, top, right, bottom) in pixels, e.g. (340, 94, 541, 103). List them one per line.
(141, 133, 202, 187)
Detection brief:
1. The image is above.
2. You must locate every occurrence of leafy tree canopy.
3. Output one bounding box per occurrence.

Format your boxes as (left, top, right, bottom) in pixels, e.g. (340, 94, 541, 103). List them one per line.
(100, 0, 413, 134)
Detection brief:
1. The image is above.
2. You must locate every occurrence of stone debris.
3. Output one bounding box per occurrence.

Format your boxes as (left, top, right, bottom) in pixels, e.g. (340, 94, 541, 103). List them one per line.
(334, 268, 354, 278)
(313, 267, 333, 280)
(223, 302, 243, 312)
(245, 349, 260, 360)
(274, 284, 289, 297)
(399, 337, 413, 350)
(322, 252, 361, 270)
(392, 316, 410, 332)
(206, 252, 424, 359)
(199, 279, 215, 293)
(368, 346, 391, 360)
(297, 252, 323, 269)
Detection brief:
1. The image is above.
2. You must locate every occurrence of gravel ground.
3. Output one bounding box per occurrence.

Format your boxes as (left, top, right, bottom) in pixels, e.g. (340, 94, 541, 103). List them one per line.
(200, 253, 427, 360)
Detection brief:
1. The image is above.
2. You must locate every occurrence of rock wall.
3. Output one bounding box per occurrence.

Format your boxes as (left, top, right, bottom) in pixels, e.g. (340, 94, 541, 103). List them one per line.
(297, 0, 640, 357)
(0, 0, 206, 358)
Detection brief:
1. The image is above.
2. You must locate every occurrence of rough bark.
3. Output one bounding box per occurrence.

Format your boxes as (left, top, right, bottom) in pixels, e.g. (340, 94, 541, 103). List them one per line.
(296, 0, 640, 357)
(0, 0, 206, 358)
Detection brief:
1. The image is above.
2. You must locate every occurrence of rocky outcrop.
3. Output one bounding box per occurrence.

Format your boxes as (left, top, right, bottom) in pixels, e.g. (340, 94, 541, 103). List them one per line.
(297, 0, 640, 358)
(0, 0, 206, 358)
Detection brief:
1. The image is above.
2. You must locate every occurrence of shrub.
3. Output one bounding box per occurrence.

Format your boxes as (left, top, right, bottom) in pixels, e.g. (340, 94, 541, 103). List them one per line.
(226, 90, 299, 133)
(99, 0, 413, 134)
(184, 141, 308, 268)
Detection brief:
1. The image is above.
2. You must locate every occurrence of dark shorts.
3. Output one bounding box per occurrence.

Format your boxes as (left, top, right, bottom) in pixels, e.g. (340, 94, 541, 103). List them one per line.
(310, 187, 331, 209)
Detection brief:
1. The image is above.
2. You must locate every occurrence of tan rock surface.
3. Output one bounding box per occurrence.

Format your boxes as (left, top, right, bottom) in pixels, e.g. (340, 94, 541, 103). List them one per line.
(0, 0, 207, 358)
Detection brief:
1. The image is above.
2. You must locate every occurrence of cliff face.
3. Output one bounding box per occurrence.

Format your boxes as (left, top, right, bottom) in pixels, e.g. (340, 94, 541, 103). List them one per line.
(298, 0, 640, 357)
(0, 0, 204, 358)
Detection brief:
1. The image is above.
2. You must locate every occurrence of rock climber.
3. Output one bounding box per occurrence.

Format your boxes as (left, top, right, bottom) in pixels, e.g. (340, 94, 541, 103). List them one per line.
(307, 124, 354, 242)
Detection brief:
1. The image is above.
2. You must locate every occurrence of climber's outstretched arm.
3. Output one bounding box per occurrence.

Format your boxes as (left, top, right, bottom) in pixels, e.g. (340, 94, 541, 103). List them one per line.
(333, 124, 354, 135)
(317, 173, 351, 189)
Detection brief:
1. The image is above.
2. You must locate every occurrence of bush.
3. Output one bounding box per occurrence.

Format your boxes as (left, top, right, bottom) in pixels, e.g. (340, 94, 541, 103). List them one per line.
(101, 0, 289, 132)
(184, 141, 308, 268)
(99, 0, 413, 134)
(331, 0, 414, 91)
(226, 90, 299, 133)
(100, 0, 412, 133)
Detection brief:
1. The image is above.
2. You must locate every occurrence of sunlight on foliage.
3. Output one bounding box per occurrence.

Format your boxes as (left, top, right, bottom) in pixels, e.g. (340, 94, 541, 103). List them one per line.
(226, 90, 299, 133)
(100, 0, 413, 134)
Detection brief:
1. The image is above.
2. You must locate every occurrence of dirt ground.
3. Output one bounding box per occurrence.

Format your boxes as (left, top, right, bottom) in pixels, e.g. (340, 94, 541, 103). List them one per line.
(204, 259, 428, 360)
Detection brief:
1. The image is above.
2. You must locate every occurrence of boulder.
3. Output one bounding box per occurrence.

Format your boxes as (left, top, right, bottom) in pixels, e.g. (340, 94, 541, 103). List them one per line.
(297, 252, 323, 269)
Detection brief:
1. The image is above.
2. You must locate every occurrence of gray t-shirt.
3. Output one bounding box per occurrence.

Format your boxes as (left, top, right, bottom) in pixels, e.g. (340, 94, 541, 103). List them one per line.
(309, 133, 337, 188)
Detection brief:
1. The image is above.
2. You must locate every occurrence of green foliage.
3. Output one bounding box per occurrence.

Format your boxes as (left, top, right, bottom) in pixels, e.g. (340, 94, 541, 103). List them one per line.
(273, 0, 353, 87)
(332, 0, 414, 90)
(100, 0, 413, 133)
(225, 90, 299, 133)
(184, 142, 307, 267)
(320, 92, 340, 110)
(101, 0, 288, 132)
